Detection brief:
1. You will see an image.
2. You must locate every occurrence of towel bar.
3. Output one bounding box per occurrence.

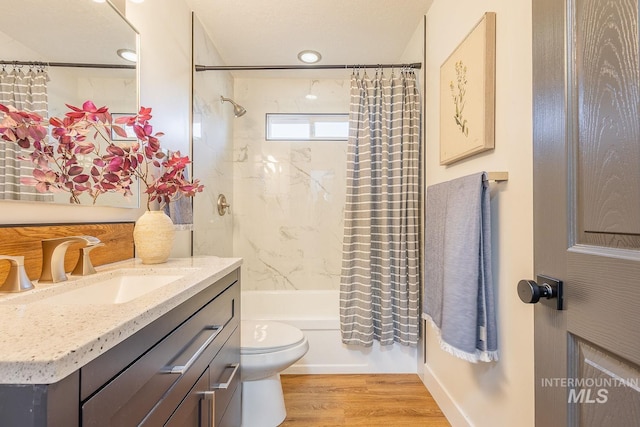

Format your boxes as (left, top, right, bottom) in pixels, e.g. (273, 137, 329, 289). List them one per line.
(484, 172, 508, 182)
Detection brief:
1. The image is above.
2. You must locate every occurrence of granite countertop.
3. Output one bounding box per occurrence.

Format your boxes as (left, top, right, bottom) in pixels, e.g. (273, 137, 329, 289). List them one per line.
(0, 256, 242, 385)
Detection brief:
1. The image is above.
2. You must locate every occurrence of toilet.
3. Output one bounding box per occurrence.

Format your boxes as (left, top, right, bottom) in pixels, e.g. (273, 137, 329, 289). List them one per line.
(240, 319, 309, 427)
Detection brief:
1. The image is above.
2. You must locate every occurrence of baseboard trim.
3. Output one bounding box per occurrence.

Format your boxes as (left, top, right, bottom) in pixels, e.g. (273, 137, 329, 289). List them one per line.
(421, 363, 473, 427)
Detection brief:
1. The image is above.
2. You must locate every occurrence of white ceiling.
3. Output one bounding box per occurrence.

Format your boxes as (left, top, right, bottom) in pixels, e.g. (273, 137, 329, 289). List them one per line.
(185, 0, 433, 78)
(1, 0, 136, 65)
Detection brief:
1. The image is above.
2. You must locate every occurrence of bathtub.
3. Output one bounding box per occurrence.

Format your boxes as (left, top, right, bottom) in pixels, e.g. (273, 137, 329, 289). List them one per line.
(241, 290, 417, 374)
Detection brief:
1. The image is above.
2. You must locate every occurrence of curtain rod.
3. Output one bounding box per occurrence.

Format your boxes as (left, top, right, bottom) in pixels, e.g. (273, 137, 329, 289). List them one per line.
(0, 60, 135, 70)
(195, 62, 422, 72)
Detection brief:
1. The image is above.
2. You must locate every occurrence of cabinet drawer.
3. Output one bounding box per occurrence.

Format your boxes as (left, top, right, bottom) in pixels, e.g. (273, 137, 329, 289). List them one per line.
(165, 327, 240, 427)
(81, 270, 239, 400)
(210, 327, 241, 426)
(82, 282, 239, 426)
(218, 383, 242, 427)
(164, 367, 210, 427)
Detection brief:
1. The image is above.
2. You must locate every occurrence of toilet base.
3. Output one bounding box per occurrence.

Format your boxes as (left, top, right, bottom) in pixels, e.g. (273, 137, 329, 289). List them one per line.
(241, 373, 287, 427)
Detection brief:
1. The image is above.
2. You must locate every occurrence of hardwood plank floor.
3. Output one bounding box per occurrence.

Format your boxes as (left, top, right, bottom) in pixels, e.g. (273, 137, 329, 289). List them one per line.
(280, 374, 451, 426)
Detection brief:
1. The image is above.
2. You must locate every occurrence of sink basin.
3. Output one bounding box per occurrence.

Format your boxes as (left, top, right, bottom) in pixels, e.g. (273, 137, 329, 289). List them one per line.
(0, 266, 201, 306)
(44, 273, 185, 305)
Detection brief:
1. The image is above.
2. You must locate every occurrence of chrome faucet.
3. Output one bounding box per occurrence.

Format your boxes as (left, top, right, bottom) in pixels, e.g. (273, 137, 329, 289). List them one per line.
(40, 236, 102, 283)
(0, 255, 34, 293)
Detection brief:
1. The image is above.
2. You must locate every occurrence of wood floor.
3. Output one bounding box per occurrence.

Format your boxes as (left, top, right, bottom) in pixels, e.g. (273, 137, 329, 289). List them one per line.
(280, 374, 451, 426)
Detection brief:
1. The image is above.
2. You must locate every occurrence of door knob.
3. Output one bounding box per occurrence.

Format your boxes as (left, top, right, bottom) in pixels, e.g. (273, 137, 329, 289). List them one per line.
(517, 275, 563, 310)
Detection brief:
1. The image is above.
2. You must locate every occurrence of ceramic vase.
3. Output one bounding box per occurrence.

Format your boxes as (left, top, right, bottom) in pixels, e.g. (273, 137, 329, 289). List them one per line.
(133, 210, 175, 264)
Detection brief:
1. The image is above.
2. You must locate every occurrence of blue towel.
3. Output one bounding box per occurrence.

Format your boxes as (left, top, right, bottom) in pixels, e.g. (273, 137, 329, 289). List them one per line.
(164, 194, 193, 231)
(423, 172, 498, 362)
(163, 153, 194, 231)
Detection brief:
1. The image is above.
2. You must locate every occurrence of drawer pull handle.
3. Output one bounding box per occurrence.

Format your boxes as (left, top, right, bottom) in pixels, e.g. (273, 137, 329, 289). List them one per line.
(165, 325, 223, 375)
(200, 391, 216, 427)
(212, 363, 240, 390)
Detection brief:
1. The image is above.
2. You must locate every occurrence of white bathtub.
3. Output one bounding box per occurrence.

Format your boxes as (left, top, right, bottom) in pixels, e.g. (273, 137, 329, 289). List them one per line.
(241, 290, 417, 374)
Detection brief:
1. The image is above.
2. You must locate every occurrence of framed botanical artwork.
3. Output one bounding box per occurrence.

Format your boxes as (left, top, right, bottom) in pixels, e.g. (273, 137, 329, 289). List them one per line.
(110, 113, 137, 141)
(440, 12, 496, 165)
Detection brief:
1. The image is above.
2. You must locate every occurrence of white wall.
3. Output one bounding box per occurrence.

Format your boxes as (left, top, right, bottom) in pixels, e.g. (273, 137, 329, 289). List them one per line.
(421, 1, 534, 426)
(126, 0, 193, 257)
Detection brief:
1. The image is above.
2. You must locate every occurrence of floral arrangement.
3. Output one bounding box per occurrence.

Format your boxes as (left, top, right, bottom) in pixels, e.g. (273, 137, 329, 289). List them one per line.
(0, 101, 203, 209)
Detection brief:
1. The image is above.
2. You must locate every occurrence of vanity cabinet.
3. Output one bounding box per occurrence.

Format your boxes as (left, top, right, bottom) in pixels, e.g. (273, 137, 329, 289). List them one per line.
(0, 268, 241, 427)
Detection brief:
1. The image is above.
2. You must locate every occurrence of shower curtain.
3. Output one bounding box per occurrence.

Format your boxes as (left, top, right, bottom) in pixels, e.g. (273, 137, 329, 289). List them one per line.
(340, 69, 421, 347)
(0, 66, 52, 201)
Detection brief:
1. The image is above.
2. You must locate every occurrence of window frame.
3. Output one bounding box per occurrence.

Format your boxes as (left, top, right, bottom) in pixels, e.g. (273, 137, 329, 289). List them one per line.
(265, 113, 349, 141)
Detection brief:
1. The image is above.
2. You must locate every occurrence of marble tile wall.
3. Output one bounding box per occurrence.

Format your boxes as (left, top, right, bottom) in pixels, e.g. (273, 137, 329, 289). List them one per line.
(232, 77, 350, 291)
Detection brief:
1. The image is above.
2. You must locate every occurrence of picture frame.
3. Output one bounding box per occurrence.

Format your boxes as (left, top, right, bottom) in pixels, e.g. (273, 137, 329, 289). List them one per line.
(110, 113, 137, 141)
(439, 12, 496, 165)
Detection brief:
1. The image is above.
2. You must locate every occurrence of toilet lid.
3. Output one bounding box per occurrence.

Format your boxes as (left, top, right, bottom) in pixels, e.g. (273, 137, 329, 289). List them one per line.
(241, 320, 305, 353)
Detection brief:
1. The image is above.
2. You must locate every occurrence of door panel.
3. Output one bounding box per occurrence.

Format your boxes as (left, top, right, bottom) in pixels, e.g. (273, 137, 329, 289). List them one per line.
(568, 249, 640, 366)
(570, 338, 640, 426)
(575, 0, 640, 248)
(533, 0, 640, 425)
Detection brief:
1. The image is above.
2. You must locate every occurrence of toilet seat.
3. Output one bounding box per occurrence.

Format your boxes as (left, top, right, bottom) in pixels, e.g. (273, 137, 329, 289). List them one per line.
(241, 320, 305, 354)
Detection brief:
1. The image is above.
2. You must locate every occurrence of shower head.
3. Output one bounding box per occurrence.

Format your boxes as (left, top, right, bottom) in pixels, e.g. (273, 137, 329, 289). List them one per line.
(220, 96, 247, 117)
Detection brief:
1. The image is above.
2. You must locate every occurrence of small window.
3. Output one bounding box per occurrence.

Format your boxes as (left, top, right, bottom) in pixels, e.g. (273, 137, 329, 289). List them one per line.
(266, 113, 348, 141)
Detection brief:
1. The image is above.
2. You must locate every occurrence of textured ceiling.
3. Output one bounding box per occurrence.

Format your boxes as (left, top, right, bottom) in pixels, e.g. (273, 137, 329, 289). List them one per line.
(185, 0, 433, 78)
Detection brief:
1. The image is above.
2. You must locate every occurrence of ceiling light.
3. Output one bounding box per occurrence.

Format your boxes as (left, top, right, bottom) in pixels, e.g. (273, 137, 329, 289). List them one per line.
(92, 0, 107, 3)
(129, 0, 145, 3)
(297, 50, 322, 64)
(117, 49, 137, 63)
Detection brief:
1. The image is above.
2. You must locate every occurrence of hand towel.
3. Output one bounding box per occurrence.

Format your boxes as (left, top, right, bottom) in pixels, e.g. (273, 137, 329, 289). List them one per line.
(164, 193, 194, 231)
(423, 172, 498, 362)
(163, 152, 194, 231)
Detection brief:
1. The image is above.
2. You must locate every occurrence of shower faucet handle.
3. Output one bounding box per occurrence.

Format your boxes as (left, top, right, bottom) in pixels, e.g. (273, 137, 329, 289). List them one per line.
(217, 194, 231, 216)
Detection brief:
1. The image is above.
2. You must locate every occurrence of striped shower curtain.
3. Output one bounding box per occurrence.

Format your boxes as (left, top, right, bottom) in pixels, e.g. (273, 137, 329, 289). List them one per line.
(340, 69, 421, 347)
(0, 66, 52, 201)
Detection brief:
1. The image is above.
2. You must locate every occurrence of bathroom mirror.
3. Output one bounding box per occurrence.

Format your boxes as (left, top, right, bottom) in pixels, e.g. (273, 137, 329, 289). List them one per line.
(0, 0, 139, 208)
